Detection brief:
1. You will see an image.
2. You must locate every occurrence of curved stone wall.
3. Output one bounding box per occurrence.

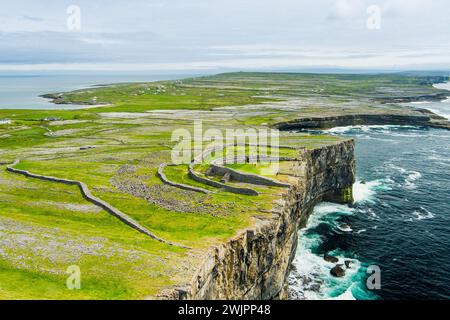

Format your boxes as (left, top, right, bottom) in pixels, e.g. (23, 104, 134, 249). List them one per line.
(157, 163, 210, 194)
(6, 159, 189, 249)
(208, 164, 290, 188)
(162, 139, 355, 299)
(188, 163, 259, 196)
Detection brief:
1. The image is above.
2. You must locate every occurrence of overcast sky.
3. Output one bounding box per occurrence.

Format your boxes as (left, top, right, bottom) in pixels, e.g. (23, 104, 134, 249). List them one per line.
(0, 0, 449, 72)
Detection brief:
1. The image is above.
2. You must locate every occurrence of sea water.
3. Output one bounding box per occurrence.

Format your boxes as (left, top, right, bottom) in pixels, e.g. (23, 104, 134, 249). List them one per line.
(0, 72, 194, 109)
(289, 95, 450, 299)
(1, 73, 449, 300)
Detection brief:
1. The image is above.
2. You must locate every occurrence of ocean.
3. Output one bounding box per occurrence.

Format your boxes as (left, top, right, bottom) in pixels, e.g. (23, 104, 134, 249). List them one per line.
(289, 86, 450, 300)
(0, 73, 194, 109)
(1, 74, 449, 300)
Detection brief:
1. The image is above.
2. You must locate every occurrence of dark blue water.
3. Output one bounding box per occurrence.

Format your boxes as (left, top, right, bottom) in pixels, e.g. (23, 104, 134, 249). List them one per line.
(290, 123, 450, 300)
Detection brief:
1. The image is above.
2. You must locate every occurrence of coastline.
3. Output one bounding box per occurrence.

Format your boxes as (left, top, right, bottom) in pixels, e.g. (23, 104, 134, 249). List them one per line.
(1, 72, 450, 299)
(161, 139, 355, 299)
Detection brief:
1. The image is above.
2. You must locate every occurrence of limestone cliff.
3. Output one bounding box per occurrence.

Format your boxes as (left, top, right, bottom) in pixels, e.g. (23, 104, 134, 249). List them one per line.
(166, 139, 355, 300)
(274, 112, 450, 131)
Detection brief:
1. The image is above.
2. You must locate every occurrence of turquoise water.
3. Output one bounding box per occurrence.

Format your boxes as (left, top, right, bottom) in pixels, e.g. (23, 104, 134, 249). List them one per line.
(290, 84, 450, 300)
(290, 115, 450, 299)
(1, 74, 449, 300)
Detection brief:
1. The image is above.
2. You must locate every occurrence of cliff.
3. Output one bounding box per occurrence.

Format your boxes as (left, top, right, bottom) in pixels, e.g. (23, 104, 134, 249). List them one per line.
(274, 112, 450, 131)
(164, 139, 355, 300)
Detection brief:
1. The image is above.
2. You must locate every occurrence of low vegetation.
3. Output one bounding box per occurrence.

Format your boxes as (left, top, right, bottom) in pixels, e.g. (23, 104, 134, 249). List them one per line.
(0, 72, 446, 299)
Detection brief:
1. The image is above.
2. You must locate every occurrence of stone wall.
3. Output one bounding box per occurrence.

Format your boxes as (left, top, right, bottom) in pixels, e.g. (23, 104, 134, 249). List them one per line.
(163, 139, 355, 299)
(188, 163, 259, 196)
(6, 160, 188, 249)
(157, 163, 210, 194)
(208, 164, 290, 188)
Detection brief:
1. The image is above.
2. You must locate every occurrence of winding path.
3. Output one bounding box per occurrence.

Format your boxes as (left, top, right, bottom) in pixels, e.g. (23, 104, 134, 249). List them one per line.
(6, 159, 190, 249)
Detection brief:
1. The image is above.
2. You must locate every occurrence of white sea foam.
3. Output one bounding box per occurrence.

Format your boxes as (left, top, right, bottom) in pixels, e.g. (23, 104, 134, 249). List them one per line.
(366, 208, 379, 219)
(428, 154, 450, 163)
(388, 163, 407, 174)
(408, 171, 422, 181)
(290, 238, 361, 300)
(412, 207, 435, 221)
(325, 125, 423, 137)
(352, 180, 387, 203)
(327, 286, 357, 300)
(289, 203, 363, 300)
(404, 171, 422, 190)
(337, 223, 353, 232)
(326, 125, 400, 135)
(409, 101, 430, 105)
(306, 203, 354, 229)
(387, 164, 422, 189)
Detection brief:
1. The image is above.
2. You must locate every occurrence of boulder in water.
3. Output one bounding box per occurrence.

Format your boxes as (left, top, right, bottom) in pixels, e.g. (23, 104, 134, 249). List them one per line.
(324, 253, 339, 263)
(330, 265, 346, 277)
(345, 260, 353, 268)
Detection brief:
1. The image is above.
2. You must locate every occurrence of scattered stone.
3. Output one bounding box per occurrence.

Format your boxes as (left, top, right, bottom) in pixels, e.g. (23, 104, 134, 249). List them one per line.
(324, 253, 339, 263)
(330, 265, 346, 277)
(0, 119, 11, 125)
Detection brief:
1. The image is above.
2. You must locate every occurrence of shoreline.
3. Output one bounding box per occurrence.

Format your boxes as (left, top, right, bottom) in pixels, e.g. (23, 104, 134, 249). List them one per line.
(162, 140, 355, 299)
(1, 71, 449, 299)
(273, 112, 450, 131)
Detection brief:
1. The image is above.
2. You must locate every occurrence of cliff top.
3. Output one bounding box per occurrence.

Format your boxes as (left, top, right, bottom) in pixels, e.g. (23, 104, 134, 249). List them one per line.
(0, 72, 448, 299)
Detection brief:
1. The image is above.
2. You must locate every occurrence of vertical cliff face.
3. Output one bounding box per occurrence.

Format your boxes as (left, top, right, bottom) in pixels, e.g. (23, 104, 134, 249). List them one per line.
(172, 139, 355, 300)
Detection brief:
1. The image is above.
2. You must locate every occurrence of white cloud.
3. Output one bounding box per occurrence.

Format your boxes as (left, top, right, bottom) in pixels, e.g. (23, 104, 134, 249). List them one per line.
(78, 37, 126, 46)
(2, 46, 450, 72)
(328, 0, 366, 20)
(0, 0, 449, 71)
(382, 0, 434, 16)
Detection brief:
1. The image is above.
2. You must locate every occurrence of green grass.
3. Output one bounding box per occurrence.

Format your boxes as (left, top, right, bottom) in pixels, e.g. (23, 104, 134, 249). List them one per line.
(0, 71, 446, 299)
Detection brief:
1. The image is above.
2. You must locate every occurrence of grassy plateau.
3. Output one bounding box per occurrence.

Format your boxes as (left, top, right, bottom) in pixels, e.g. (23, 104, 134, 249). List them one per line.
(0, 72, 448, 299)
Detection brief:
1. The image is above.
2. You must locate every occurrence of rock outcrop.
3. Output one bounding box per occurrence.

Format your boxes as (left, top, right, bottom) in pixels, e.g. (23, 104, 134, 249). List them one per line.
(163, 139, 355, 299)
(273, 112, 450, 131)
(330, 265, 346, 278)
(324, 253, 339, 263)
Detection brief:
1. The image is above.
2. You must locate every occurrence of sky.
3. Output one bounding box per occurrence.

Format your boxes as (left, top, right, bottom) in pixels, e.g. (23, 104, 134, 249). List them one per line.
(0, 0, 449, 73)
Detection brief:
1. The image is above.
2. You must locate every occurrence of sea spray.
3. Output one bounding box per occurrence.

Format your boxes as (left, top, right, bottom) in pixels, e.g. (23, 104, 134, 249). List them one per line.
(289, 203, 376, 300)
(291, 122, 450, 299)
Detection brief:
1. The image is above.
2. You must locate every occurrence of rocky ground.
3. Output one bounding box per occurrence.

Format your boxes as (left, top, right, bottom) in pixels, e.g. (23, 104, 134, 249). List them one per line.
(0, 72, 448, 299)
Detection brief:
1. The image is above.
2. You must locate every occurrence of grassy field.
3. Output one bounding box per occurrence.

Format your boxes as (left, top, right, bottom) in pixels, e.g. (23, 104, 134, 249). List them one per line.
(0, 72, 446, 299)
